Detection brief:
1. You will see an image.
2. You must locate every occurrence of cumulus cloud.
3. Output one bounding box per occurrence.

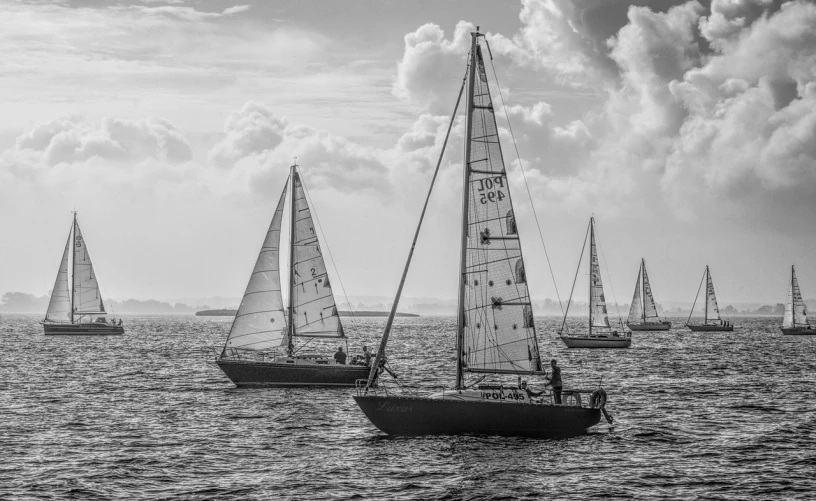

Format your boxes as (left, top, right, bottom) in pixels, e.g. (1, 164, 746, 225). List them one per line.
(208, 102, 287, 168)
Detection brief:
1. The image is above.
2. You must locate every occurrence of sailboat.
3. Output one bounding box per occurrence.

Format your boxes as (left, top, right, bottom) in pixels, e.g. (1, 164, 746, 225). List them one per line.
(558, 218, 632, 348)
(215, 164, 370, 387)
(626, 259, 671, 331)
(686, 265, 734, 331)
(353, 28, 609, 438)
(41, 213, 124, 335)
(781, 265, 815, 335)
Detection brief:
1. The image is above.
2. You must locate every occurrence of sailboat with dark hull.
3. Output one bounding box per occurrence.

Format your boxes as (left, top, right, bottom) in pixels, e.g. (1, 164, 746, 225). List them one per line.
(781, 265, 815, 335)
(41, 213, 124, 336)
(215, 165, 369, 387)
(354, 28, 608, 438)
(558, 218, 632, 348)
(686, 266, 734, 332)
(627, 259, 671, 331)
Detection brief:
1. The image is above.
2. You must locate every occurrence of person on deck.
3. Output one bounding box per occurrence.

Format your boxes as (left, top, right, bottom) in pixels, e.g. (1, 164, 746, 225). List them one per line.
(333, 346, 347, 365)
(547, 359, 563, 404)
(118, 319, 123, 326)
(362, 346, 372, 367)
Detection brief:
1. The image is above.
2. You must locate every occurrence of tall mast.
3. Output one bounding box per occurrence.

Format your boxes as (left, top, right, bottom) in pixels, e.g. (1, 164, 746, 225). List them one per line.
(455, 27, 479, 390)
(791, 265, 796, 327)
(641, 259, 646, 322)
(704, 265, 709, 324)
(287, 164, 297, 356)
(71, 212, 76, 325)
(588, 218, 594, 337)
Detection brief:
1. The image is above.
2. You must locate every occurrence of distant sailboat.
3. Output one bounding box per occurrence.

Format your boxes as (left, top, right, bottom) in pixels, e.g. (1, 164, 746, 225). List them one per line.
(626, 259, 671, 331)
(781, 265, 815, 335)
(686, 266, 734, 331)
(559, 218, 632, 348)
(41, 213, 124, 335)
(354, 28, 609, 438)
(215, 164, 370, 387)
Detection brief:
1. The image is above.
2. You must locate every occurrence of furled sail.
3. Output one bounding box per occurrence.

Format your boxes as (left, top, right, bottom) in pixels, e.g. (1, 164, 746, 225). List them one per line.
(628, 265, 643, 324)
(783, 266, 808, 328)
(589, 221, 610, 328)
(45, 229, 73, 322)
(460, 44, 542, 375)
(72, 220, 106, 316)
(705, 267, 721, 323)
(290, 172, 344, 338)
(642, 261, 660, 321)
(223, 183, 289, 351)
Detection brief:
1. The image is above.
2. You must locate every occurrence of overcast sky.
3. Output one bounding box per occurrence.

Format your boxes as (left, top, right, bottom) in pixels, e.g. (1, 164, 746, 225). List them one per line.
(1, 0, 815, 307)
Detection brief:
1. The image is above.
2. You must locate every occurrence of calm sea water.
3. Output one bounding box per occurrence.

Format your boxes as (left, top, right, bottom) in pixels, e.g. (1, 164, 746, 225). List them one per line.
(1, 314, 814, 500)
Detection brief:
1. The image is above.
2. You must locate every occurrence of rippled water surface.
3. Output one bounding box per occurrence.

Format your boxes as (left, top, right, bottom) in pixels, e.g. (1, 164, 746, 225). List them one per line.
(1, 314, 814, 500)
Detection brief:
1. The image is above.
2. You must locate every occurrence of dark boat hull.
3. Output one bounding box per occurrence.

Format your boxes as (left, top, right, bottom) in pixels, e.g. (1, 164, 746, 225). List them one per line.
(627, 322, 671, 331)
(43, 323, 124, 335)
(781, 326, 816, 335)
(216, 360, 370, 388)
(687, 324, 734, 332)
(560, 336, 631, 348)
(353, 395, 601, 438)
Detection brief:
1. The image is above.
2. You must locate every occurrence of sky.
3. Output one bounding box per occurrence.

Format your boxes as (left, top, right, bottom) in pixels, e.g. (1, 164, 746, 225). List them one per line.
(1, 0, 815, 307)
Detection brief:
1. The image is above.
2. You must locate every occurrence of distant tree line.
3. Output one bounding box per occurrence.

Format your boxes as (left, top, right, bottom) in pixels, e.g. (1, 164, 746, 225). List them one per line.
(0, 292, 205, 314)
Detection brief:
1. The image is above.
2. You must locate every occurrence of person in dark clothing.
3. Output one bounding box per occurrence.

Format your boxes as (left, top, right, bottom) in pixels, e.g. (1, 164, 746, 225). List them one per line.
(333, 346, 347, 365)
(547, 359, 563, 404)
(362, 346, 372, 367)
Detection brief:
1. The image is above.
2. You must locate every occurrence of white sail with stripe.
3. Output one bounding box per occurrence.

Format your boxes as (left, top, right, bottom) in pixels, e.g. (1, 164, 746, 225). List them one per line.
(45, 229, 73, 322)
(783, 266, 808, 329)
(628, 265, 643, 324)
(460, 44, 542, 375)
(72, 220, 106, 316)
(642, 261, 660, 321)
(223, 183, 289, 352)
(589, 220, 610, 328)
(291, 171, 344, 338)
(705, 267, 721, 323)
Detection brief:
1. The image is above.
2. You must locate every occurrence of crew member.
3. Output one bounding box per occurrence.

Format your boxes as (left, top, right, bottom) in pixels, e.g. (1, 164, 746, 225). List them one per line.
(547, 359, 563, 404)
(333, 346, 347, 365)
(362, 346, 372, 367)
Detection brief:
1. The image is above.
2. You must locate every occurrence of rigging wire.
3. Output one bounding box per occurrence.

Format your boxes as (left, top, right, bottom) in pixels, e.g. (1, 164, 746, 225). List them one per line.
(593, 221, 625, 327)
(559, 221, 590, 335)
(486, 44, 565, 319)
(687, 268, 706, 325)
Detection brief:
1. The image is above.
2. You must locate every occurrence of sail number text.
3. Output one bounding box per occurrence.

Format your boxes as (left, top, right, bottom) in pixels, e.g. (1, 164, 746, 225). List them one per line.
(476, 176, 505, 204)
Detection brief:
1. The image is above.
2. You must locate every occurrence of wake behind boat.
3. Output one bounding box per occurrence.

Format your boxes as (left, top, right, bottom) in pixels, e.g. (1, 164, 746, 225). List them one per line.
(354, 28, 609, 438)
(41, 213, 124, 336)
(686, 266, 734, 332)
(215, 164, 369, 387)
(627, 258, 671, 331)
(781, 265, 815, 335)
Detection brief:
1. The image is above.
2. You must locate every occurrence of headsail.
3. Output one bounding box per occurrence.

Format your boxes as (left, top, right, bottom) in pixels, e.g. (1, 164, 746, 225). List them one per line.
(783, 266, 808, 328)
(705, 267, 721, 323)
(642, 261, 660, 321)
(45, 228, 73, 322)
(460, 43, 542, 376)
(589, 220, 610, 328)
(72, 219, 106, 316)
(290, 171, 344, 338)
(224, 183, 289, 352)
(628, 265, 643, 324)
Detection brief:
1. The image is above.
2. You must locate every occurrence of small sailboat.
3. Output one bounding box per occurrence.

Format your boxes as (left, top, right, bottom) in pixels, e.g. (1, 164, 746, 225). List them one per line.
(558, 218, 632, 348)
(626, 259, 671, 331)
(686, 265, 734, 331)
(781, 265, 815, 335)
(354, 28, 609, 438)
(41, 213, 124, 335)
(215, 164, 370, 387)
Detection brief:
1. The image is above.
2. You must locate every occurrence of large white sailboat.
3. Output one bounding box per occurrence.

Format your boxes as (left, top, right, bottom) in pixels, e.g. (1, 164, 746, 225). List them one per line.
(781, 265, 815, 335)
(686, 265, 734, 331)
(354, 28, 610, 438)
(41, 213, 124, 335)
(215, 165, 370, 387)
(559, 218, 632, 348)
(626, 258, 671, 331)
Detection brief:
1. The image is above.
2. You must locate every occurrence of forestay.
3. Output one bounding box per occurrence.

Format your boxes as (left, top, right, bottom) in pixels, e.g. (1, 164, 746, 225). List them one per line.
(705, 268, 721, 322)
(461, 44, 542, 375)
(642, 262, 660, 321)
(45, 229, 73, 322)
(223, 184, 289, 351)
(628, 265, 643, 324)
(783, 267, 808, 328)
(589, 221, 610, 328)
(72, 221, 106, 316)
(291, 172, 344, 338)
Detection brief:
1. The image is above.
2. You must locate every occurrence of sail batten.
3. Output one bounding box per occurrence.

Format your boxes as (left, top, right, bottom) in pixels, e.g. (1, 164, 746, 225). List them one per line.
(223, 183, 289, 352)
(460, 43, 542, 376)
(45, 228, 73, 322)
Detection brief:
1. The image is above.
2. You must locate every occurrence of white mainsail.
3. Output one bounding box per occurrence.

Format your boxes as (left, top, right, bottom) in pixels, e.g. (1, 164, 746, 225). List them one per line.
(705, 267, 721, 323)
(45, 229, 73, 322)
(783, 266, 808, 328)
(290, 172, 344, 338)
(223, 183, 289, 352)
(589, 220, 610, 329)
(642, 261, 660, 321)
(72, 220, 106, 316)
(628, 265, 643, 324)
(460, 44, 542, 375)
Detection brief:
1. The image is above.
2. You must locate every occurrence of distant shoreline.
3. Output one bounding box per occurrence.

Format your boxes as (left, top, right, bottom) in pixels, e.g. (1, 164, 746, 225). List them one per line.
(194, 309, 420, 318)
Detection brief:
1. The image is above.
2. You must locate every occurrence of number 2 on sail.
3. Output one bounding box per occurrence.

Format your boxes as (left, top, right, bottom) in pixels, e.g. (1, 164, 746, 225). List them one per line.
(476, 176, 505, 204)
